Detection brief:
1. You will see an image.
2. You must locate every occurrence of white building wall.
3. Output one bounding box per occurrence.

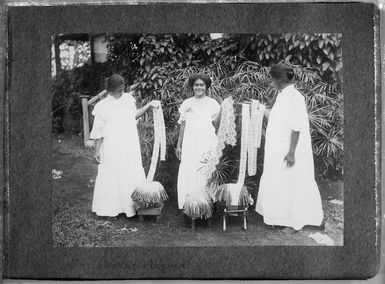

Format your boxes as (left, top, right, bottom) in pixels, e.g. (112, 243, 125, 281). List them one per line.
(93, 35, 108, 63)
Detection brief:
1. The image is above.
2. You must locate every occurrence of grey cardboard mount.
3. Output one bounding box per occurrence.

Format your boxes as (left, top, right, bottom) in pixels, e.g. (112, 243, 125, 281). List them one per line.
(1, 1, 382, 280)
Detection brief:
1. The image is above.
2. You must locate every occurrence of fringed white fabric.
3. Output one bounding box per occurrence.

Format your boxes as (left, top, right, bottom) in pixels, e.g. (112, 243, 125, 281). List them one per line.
(147, 101, 166, 182)
(131, 100, 168, 207)
(218, 97, 237, 147)
(131, 181, 168, 207)
(213, 101, 265, 207)
(256, 103, 265, 148)
(214, 183, 254, 207)
(245, 100, 265, 177)
(239, 186, 254, 207)
(238, 103, 250, 184)
(227, 103, 252, 207)
(203, 97, 237, 178)
(183, 192, 213, 219)
(247, 100, 259, 176)
(210, 103, 252, 207)
(219, 183, 243, 206)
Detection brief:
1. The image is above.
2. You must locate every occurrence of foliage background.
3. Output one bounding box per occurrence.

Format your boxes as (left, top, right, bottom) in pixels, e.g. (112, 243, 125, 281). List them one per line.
(52, 33, 343, 198)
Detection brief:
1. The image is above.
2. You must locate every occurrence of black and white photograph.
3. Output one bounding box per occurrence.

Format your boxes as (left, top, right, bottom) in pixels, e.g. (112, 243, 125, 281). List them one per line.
(3, 1, 382, 280)
(51, 32, 344, 247)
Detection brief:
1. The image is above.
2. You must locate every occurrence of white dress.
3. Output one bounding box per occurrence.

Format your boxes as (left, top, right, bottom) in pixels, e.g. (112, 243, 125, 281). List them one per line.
(255, 85, 324, 230)
(177, 96, 220, 209)
(90, 92, 146, 217)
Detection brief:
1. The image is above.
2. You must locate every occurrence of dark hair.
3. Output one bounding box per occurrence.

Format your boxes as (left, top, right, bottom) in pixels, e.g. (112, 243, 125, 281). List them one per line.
(269, 63, 295, 83)
(187, 73, 212, 89)
(105, 74, 126, 92)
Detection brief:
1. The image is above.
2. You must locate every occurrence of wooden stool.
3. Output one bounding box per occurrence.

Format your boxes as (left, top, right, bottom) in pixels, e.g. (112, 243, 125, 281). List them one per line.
(184, 212, 212, 230)
(222, 205, 248, 231)
(137, 203, 164, 223)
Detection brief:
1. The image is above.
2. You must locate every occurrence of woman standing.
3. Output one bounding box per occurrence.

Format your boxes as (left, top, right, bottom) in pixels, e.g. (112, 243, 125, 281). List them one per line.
(90, 74, 158, 217)
(255, 63, 324, 233)
(176, 73, 220, 209)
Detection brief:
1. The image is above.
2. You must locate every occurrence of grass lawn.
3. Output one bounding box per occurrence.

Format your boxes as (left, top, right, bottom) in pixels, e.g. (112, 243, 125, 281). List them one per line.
(52, 134, 343, 247)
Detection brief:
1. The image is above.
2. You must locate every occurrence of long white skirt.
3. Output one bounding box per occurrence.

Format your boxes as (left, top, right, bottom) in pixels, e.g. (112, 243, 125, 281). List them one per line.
(177, 127, 217, 209)
(256, 150, 324, 231)
(92, 136, 146, 217)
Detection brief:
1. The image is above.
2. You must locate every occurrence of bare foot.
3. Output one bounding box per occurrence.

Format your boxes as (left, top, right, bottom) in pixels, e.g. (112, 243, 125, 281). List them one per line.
(282, 227, 299, 234)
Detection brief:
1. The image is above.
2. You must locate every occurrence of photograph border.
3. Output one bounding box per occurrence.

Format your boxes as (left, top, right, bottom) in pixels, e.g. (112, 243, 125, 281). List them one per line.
(2, 1, 381, 280)
(1, 0, 6, 282)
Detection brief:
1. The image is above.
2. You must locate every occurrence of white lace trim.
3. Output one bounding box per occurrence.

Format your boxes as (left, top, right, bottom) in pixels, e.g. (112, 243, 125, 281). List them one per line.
(203, 97, 237, 178)
(147, 101, 166, 182)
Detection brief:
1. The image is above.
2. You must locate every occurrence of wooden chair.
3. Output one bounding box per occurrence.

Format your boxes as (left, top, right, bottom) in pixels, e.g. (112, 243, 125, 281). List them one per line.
(222, 205, 248, 232)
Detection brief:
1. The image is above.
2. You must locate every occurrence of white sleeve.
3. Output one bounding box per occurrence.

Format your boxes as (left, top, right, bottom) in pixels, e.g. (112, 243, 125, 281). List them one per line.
(287, 94, 308, 132)
(177, 100, 189, 124)
(90, 103, 105, 139)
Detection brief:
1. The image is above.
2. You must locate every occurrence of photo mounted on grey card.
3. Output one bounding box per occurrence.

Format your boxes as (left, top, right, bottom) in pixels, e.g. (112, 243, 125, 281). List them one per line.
(51, 33, 344, 247)
(4, 2, 380, 280)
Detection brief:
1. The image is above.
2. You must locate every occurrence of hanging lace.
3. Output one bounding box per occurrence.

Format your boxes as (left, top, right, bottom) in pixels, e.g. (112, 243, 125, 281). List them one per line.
(131, 101, 168, 207)
(247, 100, 265, 176)
(203, 96, 237, 178)
(146, 101, 166, 182)
(213, 101, 265, 207)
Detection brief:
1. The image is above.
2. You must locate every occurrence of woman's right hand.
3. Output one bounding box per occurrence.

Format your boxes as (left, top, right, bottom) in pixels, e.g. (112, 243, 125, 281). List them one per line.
(149, 100, 160, 109)
(93, 151, 101, 164)
(176, 145, 182, 160)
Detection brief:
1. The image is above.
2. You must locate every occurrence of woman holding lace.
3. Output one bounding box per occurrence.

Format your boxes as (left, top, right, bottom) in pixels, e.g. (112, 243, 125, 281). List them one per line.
(90, 74, 158, 217)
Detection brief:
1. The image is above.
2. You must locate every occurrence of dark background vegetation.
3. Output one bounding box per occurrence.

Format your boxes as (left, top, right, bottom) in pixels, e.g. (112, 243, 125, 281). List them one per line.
(52, 33, 343, 201)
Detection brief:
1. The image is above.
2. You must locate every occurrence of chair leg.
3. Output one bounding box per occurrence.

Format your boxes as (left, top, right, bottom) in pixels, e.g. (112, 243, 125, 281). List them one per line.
(223, 214, 227, 231)
(139, 215, 144, 223)
(156, 215, 161, 223)
(208, 218, 212, 227)
(243, 211, 247, 231)
(191, 218, 196, 230)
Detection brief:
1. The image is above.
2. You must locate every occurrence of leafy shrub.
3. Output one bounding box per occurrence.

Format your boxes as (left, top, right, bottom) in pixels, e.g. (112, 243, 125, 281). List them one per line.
(240, 33, 343, 83)
(149, 59, 343, 184)
(52, 62, 114, 133)
(104, 33, 343, 187)
(106, 33, 342, 100)
(53, 33, 343, 188)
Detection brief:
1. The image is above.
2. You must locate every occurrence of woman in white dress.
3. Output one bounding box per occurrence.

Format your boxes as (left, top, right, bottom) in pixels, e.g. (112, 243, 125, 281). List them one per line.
(176, 73, 220, 209)
(255, 63, 324, 233)
(90, 74, 158, 217)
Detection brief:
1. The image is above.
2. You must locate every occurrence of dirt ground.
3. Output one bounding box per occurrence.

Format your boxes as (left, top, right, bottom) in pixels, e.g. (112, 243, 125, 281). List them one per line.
(52, 134, 344, 247)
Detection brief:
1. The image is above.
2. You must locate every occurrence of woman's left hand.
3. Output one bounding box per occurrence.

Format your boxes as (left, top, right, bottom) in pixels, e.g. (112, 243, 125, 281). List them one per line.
(284, 152, 295, 167)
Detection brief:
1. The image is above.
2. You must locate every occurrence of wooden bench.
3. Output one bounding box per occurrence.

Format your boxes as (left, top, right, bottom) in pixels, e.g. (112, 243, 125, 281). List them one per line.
(137, 203, 164, 223)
